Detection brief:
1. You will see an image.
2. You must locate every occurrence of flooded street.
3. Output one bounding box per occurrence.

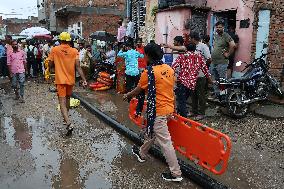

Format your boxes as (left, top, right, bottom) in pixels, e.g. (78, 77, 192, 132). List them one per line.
(0, 79, 200, 189)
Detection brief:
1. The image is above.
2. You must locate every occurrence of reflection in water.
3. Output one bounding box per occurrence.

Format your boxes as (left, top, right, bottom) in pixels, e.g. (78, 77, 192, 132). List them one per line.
(57, 158, 81, 189)
(0, 114, 125, 189)
(2, 116, 32, 150)
(13, 117, 32, 150)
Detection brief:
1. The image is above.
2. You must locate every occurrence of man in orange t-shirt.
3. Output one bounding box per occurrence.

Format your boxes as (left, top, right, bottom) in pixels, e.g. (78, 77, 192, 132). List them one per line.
(123, 43, 182, 182)
(49, 32, 87, 136)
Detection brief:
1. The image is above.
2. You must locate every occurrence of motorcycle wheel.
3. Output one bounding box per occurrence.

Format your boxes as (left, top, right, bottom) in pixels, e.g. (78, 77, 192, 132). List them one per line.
(226, 90, 249, 118)
(268, 76, 284, 98)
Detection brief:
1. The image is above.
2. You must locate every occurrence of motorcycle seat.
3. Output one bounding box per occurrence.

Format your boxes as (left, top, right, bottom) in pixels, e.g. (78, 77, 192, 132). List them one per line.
(228, 77, 250, 83)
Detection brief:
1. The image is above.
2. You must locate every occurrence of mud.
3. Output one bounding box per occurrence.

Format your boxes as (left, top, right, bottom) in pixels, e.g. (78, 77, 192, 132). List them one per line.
(74, 87, 284, 189)
(0, 79, 200, 189)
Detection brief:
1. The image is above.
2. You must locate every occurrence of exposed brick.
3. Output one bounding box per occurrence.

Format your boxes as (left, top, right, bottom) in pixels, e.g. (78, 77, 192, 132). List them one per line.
(3, 17, 42, 35)
(251, 0, 284, 83)
(42, 0, 126, 38)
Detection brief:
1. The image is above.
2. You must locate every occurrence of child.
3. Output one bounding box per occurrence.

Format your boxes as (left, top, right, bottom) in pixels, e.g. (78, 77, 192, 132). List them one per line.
(117, 41, 144, 92)
(123, 43, 183, 182)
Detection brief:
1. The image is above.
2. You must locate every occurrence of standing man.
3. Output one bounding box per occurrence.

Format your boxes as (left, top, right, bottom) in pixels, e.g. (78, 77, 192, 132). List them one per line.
(172, 44, 213, 117)
(0, 40, 8, 78)
(162, 36, 187, 53)
(117, 41, 144, 93)
(4, 35, 13, 78)
(126, 17, 135, 41)
(211, 21, 235, 96)
(48, 32, 87, 136)
(7, 40, 27, 103)
(227, 26, 239, 78)
(42, 40, 52, 60)
(25, 41, 38, 77)
(136, 38, 146, 73)
(190, 32, 211, 120)
(117, 20, 127, 48)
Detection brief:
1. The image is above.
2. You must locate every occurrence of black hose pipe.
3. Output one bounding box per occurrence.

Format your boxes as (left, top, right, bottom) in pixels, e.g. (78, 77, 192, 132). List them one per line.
(72, 93, 228, 189)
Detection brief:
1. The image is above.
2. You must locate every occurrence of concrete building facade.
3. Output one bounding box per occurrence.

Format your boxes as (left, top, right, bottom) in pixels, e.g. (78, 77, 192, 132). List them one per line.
(37, 0, 126, 38)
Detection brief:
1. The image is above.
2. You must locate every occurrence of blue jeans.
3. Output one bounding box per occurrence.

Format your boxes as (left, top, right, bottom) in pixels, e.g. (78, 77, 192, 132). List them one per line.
(11, 73, 25, 97)
(175, 83, 192, 117)
(210, 64, 228, 95)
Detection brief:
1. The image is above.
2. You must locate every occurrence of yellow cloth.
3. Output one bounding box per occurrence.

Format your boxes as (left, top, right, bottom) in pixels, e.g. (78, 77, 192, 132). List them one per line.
(57, 98, 80, 110)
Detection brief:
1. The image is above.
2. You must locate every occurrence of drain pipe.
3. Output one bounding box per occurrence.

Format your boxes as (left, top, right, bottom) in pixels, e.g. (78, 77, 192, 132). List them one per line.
(73, 93, 228, 189)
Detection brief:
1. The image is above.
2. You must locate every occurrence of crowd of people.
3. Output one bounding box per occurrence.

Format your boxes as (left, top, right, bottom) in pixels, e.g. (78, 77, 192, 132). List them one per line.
(0, 19, 238, 182)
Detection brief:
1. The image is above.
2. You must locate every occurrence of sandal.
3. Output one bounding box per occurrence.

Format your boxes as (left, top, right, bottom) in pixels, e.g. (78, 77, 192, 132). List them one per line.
(66, 123, 74, 136)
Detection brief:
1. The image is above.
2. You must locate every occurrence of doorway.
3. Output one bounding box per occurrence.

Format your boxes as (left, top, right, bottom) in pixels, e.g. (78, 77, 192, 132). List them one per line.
(209, 10, 237, 47)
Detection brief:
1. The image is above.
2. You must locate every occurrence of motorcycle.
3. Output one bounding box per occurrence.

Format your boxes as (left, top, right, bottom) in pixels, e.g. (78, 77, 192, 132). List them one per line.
(216, 44, 283, 118)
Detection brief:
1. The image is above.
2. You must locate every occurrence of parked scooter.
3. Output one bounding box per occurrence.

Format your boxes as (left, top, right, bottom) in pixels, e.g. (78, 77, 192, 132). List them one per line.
(216, 44, 283, 118)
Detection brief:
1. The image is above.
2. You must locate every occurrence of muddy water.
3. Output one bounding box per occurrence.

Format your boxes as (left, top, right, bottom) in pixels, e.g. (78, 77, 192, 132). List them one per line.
(74, 89, 284, 189)
(0, 81, 200, 189)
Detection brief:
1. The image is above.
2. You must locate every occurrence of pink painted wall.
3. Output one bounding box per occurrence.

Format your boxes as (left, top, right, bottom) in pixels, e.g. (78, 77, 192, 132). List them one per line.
(207, 0, 255, 72)
(155, 8, 191, 53)
(155, 0, 255, 72)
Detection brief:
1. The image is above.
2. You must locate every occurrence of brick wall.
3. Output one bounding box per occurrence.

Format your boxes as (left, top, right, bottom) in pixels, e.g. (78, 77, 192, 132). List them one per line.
(3, 18, 42, 35)
(44, 0, 125, 38)
(251, 0, 284, 86)
(47, 0, 125, 10)
(65, 14, 121, 38)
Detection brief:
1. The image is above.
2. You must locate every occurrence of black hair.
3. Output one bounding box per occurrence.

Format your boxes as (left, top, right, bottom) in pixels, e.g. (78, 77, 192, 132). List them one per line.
(186, 43, 196, 52)
(203, 35, 210, 43)
(215, 21, 225, 27)
(144, 43, 164, 66)
(136, 38, 142, 43)
(149, 40, 155, 44)
(5, 35, 12, 40)
(125, 41, 134, 49)
(190, 32, 200, 41)
(174, 36, 184, 45)
(107, 43, 113, 49)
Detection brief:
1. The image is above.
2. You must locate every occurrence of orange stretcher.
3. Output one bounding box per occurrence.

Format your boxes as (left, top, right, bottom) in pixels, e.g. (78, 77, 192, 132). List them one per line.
(128, 99, 232, 175)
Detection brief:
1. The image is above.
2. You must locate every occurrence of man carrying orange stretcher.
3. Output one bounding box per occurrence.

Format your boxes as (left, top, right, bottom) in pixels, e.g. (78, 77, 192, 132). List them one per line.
(124, 43, 232, 182)
(123, 43, 183, 182)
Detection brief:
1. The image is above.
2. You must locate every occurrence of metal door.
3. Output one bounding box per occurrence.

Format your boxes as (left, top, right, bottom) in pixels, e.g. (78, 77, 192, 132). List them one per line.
(255, 10, 271, 59)
(190, 10, 207, 39)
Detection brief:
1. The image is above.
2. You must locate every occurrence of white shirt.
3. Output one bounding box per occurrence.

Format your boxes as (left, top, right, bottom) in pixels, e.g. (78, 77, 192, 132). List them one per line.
(79, 48, 86, 63)
(25, 45, 38, 56)
(126, 21, 134, 38)
(196, 42, 211, 77)
(196, 42, 211, 60)
(42, 44, 51, 59)
(105, 50, 116, 65)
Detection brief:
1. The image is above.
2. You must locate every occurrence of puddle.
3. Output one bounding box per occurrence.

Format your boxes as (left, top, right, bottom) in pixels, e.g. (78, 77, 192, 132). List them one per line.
(0, 82, 202, 189)
(0, 113, 127, 189)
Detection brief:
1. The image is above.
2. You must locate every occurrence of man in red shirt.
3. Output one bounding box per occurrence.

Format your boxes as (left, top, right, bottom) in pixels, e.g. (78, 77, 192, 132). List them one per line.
(135, 38, 146, 72)
(172, 44, 213, 117)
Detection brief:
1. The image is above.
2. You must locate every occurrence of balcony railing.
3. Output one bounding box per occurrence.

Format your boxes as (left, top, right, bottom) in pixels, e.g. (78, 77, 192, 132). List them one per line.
(158, 0, 207, 9)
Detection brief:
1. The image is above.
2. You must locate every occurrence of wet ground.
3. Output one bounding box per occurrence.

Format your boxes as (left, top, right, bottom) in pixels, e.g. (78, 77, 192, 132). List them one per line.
(0, 79, 200, 189)
(72, 86, 284, 189)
